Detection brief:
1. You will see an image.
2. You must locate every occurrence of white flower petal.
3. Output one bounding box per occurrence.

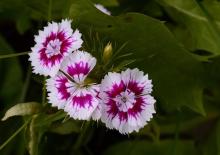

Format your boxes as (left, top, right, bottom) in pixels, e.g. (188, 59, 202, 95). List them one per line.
(100, 68, 156, 134)
(29, 19, 83, 77)
(60, 51, 97, 83)
(64, 86, 99, 120)
(46, 73, 71, 109)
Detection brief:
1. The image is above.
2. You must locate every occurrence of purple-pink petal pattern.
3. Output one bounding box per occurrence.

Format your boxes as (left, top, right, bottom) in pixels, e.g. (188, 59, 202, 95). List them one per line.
(60, 51, 97, 83)
(29, 19, 83, 77)
(47, 50, 99, 121)
(100, 68, 156, 134)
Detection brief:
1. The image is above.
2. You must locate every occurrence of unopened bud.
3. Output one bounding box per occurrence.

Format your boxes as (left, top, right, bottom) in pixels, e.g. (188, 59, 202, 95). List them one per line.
(103, 42, 112, 62)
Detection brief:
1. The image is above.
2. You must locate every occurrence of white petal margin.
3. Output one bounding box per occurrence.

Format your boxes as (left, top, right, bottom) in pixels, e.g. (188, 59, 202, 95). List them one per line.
(29, 19, 83, 77)
(64, 85, 99, 120)
(121, 95, 156, 134)
(46, 73, 71, 109)
(29, 49, 62, 77)
(100, 68, 156, 134)
(94, 4, 111, 15)
(121, 68, 153, 95)
(91, 104, 102, 121)
(60, 51, 97, 83)
(99, 72, 121, 104)
(100, 72, 122, 130)
(34, 22, 59, 44)
(71, 30, 83, 52)
(91, 85, 102, 121)
(59, 19, 73, 37)
(58, 19, 83, 53)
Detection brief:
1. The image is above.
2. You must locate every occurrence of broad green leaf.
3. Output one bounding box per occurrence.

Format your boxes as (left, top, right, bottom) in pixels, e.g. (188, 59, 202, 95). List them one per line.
(103, 140, 198, 155)
(91, 0, 119, 7)
(49, 120, 80, 135)
(34, 110, 66, 127)
(157, 0, 220, 57)
(203, 56, 220, 106)
(157, 110, 219, 135)
(204, 56, 220, 88)
(27, 114, 45, 155)
(0, 0, 72, 23)
(2, 102, 41, 121)
(24, 111, 67, 155)
(69, 0, 205, 114)
(25, 0, 73, 20)
(142, 0, 164, 18)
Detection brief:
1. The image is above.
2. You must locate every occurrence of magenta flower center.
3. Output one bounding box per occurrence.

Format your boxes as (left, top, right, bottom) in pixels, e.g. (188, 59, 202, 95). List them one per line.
(45, 39, 62, 58)
(114, 90, 136, 112)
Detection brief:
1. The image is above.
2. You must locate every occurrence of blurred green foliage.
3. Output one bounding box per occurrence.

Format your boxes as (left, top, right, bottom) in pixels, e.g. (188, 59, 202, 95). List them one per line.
(0, 0, 220, 155)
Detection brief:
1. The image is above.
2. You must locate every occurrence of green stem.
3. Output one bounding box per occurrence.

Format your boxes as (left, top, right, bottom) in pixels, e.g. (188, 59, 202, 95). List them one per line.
(28, 115, 39, 155)
(0, 118, 31, 150)
(48, 0, 52, 21)
(74, 122, 91, 149)
(19, 66, 31, 102)
(0, 52, 29, 59)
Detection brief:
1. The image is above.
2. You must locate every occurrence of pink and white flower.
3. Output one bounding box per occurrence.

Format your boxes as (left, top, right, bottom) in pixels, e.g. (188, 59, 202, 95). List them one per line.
(29, 19, 83, 77)
(47, 51, 100, 120)
(100, 68, 156, 134)
(94, 4, 111, 15)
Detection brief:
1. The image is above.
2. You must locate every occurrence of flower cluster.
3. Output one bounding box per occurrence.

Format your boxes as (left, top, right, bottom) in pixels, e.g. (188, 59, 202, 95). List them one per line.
(29, 19, 156, 134)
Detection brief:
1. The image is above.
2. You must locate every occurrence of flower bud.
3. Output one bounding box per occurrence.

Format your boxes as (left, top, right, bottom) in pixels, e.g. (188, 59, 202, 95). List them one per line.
(103, 42, 112, 62)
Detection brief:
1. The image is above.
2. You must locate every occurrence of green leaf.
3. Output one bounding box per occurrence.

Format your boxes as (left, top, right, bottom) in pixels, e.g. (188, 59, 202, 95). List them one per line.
(24, 111, 67, 155)
(49, 120, 80, 135)
(103, 140, 198, 155)
(2, 102, 41, 121)
(157, 0, 220, 57)
(0, 0, 73, 22)
(204, 56, 220, 88)
(91, 0, 119, 7)
(69, 0, 205, 114)
(157, 109, 219, 135)
(25, 0, 73, 20)
(27, 114, 45, 155)
(34, 110, 66, 127)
